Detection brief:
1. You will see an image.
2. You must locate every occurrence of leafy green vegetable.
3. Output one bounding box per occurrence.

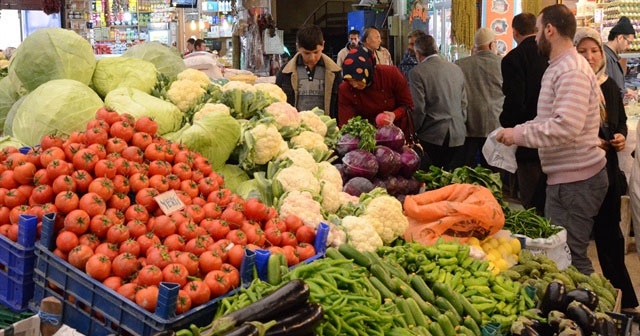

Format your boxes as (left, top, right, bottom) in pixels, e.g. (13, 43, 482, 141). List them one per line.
(11, 79, 103, 146)
(0, 77, 18, 132)
(503, 207, 562, 239)
(104, 87, 182, 135)
(215, 164, 249, 193)
(92, 57, 158, 97)
(164, 111, 241, 170)
(3, 95, 25, 136)
(0, 136, 25, 150)
(339, 116, 377, 151)
(122, 42, 186, 80)
(414, 165, 505, 205)
(8, 28, 96, 95)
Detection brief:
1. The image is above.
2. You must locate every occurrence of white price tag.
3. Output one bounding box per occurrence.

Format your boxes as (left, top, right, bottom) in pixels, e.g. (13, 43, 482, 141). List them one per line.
(153, 190, 185, 215)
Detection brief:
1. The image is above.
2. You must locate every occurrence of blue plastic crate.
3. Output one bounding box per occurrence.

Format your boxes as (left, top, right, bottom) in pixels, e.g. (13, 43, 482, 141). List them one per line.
(31, 214, 256, 336)
(0, 214, 41, 312)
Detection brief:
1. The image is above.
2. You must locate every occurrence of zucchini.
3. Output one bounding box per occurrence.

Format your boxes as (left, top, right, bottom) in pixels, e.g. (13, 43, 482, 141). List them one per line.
(428, 320, 445, 336)
(266, 254, 283, 285)
(463, 315, 482, 336)
(369, 276, 396, 300)
(432, 282, 464, 316)
(436, 313, 455, 336)
(397, 280, 440, 319)
(456, 325, 476, 336)
(209, 279, 310, 334)
(456, 291, 482, 325)
(396, 298, 416, 327)
(435, 296, 461, 322)
(324, 247, 346, 260)
(370, 264, 396, 292)
(405, 297, 430, 327)
(338, 244, 371, 268)
(410, 275, 436, 304)
(265, 302, 324, 336)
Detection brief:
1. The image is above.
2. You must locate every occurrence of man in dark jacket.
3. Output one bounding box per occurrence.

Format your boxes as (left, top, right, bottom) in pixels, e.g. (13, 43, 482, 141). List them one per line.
(499, 13, 549, 214)
(275, 24, 342, 119)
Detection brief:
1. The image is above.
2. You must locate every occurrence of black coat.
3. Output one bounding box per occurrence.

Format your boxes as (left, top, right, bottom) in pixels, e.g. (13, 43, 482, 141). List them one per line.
(499, 36, 549, 162)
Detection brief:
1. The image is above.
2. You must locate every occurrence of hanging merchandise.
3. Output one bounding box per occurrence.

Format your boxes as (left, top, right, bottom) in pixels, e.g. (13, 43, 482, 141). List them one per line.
(43, 0, 62, 14)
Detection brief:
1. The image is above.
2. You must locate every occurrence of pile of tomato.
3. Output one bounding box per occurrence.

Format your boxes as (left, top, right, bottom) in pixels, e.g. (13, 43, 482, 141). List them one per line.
(0, 107, 317, 314)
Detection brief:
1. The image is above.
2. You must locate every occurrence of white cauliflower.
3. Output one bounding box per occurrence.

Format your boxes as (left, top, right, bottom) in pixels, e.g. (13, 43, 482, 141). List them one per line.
(264, 101, 301, 131)
(193, 103, 230, 120)
(290, 131, 329, 152)
(327, 223, 347, 247)
(221, 80, 256, 92)
(249, 123, 288, 165)
(167, 79, 207, 112)
(316, 161, 343, 190)
(339, 192, 360, 207)
(299, 110, 328, 137)
(341, 216, 384, 252)
(279, 148, 318, 173)
(254, 83, 287, 102)
(275, 166, 321, 195)
(177, 68, 212, 88)
(279, 191, 324, 229)
(320, 181, 343, 213)
(361, 195, 408, 244)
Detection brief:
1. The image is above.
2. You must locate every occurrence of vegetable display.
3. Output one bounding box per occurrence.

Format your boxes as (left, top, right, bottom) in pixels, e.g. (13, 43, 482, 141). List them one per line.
(503, 207, 563, 239)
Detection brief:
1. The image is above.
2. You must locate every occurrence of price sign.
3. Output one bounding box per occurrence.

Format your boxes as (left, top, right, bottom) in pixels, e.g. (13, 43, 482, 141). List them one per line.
(154, 190, 185, 215)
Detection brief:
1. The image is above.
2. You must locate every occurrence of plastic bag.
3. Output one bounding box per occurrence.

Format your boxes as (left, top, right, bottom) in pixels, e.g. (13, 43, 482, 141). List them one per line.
(482, 127, 517, 173)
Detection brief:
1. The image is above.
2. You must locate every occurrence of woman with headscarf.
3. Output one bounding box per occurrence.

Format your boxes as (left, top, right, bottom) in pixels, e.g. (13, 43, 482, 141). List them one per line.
(575, 27, 639, 315)
(338, 46, 413, 129)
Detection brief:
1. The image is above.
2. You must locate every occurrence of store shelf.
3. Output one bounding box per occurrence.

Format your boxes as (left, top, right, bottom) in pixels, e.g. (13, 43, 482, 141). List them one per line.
(621, 53, 640, 58)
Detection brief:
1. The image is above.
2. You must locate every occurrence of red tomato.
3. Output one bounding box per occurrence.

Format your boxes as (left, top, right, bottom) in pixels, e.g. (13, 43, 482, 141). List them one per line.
(135, 188, 159, 212)
(220, 263, 240, 289)
(175, 290, 192, 314)
(284, 215, 304, 233)
(244, 226, 266, 246)
(71, 170, 93, 194)
(104, 208, 125, 225)
(281, 231, 298, 247)
(150, 215, 177, 238)
(108, 192, 131, 211)
(125, 204, 150, 223)
(112, 175, 131, 194)
(72, 148, 99, 172)
(136, 232, 160, 256)
(9, 205, 30, 226)
(166, 174, 181, 190)
(88, 178, 115, 201)
(85, 253, 112, 281)
(162, 263, 189, 287)
(79, 192, 107, 217)
(40, 134, 65, 150)
(106, 224, 130, 244)
(242, 198, 267, 222)
(220, 206, 244, 228)
(13, 162, 36, 185)
(62, 142, 85, 162)
(84, 127, 109, 146)
(79, 233, 101, 251)
(94, 242, 120, 261)
(68, 244, 94, 271)
(264, 218, 287, 233)
(118, 239, 140, 258)
(102, 276, 123, 291)
(29, 184, 54, 205)
(226, 244, 245, 269)
(148, 175, 169, 193)
(54, 191, 79, 214)
(122, 146, 145, 164)
(163, 233, 186, 252)
(148, 160, 172, 176)
(131, 133, 153, 151)
(40, 147, 65, 168)
(112, 252, 140, 278)
(146, 247, 173, 270)
(203, 219, 230, 240)
(184, 204, 205, 224)
(94, 160, 117, 179)
(295, 225, 316, 245)
(137, 264, 164, 287)
(194, 157, 213, 177)
(87, 143, 107, 160)
(204, 270, 230, 298)
(0, 207, 9, 225)
(135, 285, 159, 312)
(52, 175, 77, 194)
(134, 116, 159, 135)
(198, 250, 223, 274)
(296, 243, 316, 261)
(176, 251, 199, 276)
(64, 209, 91, 235)
(282, 245, 300, 266)
(144, 144, 166, 162)
(56, 231, 79, 253)
(264, 227, 282, 246)
(183, 237, 209, 257)
(4, 152, 26, 169)
(183, 280, 210, 308)
(0, 170, 18, 189)
(226, 229, 247, 245)
(95, 106, 121, 125)
(116, 283, 139, 302)
(105, 137, 128, 154)
(126, 219, 147, 239)
(32, 169, 49, 186)
(206, 188, 233, 207)
(109, 121, 135, 142)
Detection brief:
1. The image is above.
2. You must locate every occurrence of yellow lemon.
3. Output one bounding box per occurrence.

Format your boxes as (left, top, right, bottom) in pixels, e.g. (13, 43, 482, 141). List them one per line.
(510, 238, 522, 254)
(489, 249, 502, 261)
(495, 258, 509, 271)
(468, 237, 480, 246)
(498, 243, 512, 256)
(497, 237, 509, 245)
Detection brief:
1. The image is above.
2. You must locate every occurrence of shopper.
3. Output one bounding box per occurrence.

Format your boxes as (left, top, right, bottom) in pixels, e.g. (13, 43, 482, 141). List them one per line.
(336, 29, 361, 68)
(194, 39, 207, 52)
(574, 26, 639, 316)
(604, 16, 636, 97)
(408, 34, 467, 170)
(338, 46, 413, 130)
(276, 24, 341, 118)
(398, 30, 427, 78)
(499, 12, 549, 215)
(497, 4, 608, 275)
(455, 27, 504, 168)
(362, 26, 393, 65)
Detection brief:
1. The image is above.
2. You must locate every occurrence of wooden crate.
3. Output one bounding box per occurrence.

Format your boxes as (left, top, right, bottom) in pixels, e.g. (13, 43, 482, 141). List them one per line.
(614, 288, 622, 313)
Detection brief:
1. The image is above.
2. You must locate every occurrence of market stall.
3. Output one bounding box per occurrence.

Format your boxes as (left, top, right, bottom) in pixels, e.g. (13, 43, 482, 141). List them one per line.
(0, 25, 635, 336)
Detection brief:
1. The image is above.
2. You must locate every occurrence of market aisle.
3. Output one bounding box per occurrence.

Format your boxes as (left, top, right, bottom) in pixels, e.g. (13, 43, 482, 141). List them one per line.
(588, 240, 640, 334)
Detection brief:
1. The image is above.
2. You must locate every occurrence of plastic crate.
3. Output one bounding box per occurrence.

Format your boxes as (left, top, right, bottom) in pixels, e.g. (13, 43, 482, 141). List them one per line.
(31, 214, 256, 336)
(0, 214, 42, 312)
(607, 311, 632, 336)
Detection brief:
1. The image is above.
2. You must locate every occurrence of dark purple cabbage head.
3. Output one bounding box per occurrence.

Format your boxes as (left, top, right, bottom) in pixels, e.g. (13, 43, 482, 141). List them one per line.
(343, 177, 375, 197)
(399, 146, 421, 177)
(375, 125, 405, 151)
(335, 133, 360, 157)
(342, 149, 378, 179)
(373, 145, 401, 178)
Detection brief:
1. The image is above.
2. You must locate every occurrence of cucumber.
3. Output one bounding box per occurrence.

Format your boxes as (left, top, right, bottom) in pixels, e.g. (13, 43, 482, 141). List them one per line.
(266, 254, 283, 285)
(435, 296, 461, 323)
(456, 291, 482, 325)
(396, 298, 416, 327)
(456, 325, 476, 336)
(428, 319, 446, 336)
(370, 264, 396, 292)
(444, 310, 461, 326)
(324, 247, 346, 260)
(433, 282, 464, 316)
(410, 275, 436, 304)
(369, 276, 396, 300)
(463, 315, 482, 336)
(382, 260, 409, 282)
(338, 244, 371, 268)
(405, 297, 430, 327)
(437, 314, 455, 336)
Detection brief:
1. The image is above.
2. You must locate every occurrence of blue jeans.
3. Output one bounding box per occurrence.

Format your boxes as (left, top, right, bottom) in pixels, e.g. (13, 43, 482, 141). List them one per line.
(545, 168, 608, 274)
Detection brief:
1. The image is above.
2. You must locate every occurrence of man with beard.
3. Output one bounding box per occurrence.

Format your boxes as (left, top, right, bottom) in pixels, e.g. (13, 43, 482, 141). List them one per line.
(336, 30, 361, 68)
(604, 16, 636, 97)
(499, 13, 549, 215)
(398, 30, 427, 78)
(496, 4, 608, 274)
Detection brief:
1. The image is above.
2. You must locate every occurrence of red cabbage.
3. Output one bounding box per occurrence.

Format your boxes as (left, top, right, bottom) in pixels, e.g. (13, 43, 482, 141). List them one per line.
(375, 125, 405, 152)
(343, 177, 374, 196)
(333, 163, 348, 183)
(335, 133, 360, 157)
(399, 146, 421, 177)
(342, 149, 378, 179)
(373, 145, 401, 178)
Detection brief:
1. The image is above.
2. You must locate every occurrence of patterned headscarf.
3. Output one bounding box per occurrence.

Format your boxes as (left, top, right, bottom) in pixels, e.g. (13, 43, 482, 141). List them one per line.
(342, 46, 374, 86)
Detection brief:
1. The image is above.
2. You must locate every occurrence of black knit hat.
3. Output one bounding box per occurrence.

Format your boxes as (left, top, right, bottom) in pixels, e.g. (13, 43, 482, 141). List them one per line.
(610, 16, 636, 36)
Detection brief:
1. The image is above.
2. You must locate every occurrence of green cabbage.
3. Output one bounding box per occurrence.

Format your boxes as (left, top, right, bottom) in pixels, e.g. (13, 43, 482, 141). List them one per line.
(0, 136, 25, 150)
(3, 95, 26, 136)
(104, 87, 182, 135)
(8, 28, 96, 95)
(11, 79, 103, 146)
(0, 77, 18, 132)
(123, 42, 186, 80)
(165, 112, 240, 170)
(92, 57, 158, 97)
(215, 164, 249, 193)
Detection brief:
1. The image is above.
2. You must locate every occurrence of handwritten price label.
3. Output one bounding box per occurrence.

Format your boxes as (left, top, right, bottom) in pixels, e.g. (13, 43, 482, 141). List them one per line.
(153, 190, 185, 215)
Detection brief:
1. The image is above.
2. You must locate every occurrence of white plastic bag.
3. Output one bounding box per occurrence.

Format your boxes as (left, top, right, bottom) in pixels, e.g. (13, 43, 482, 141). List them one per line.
(482, 127, 517, 173)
